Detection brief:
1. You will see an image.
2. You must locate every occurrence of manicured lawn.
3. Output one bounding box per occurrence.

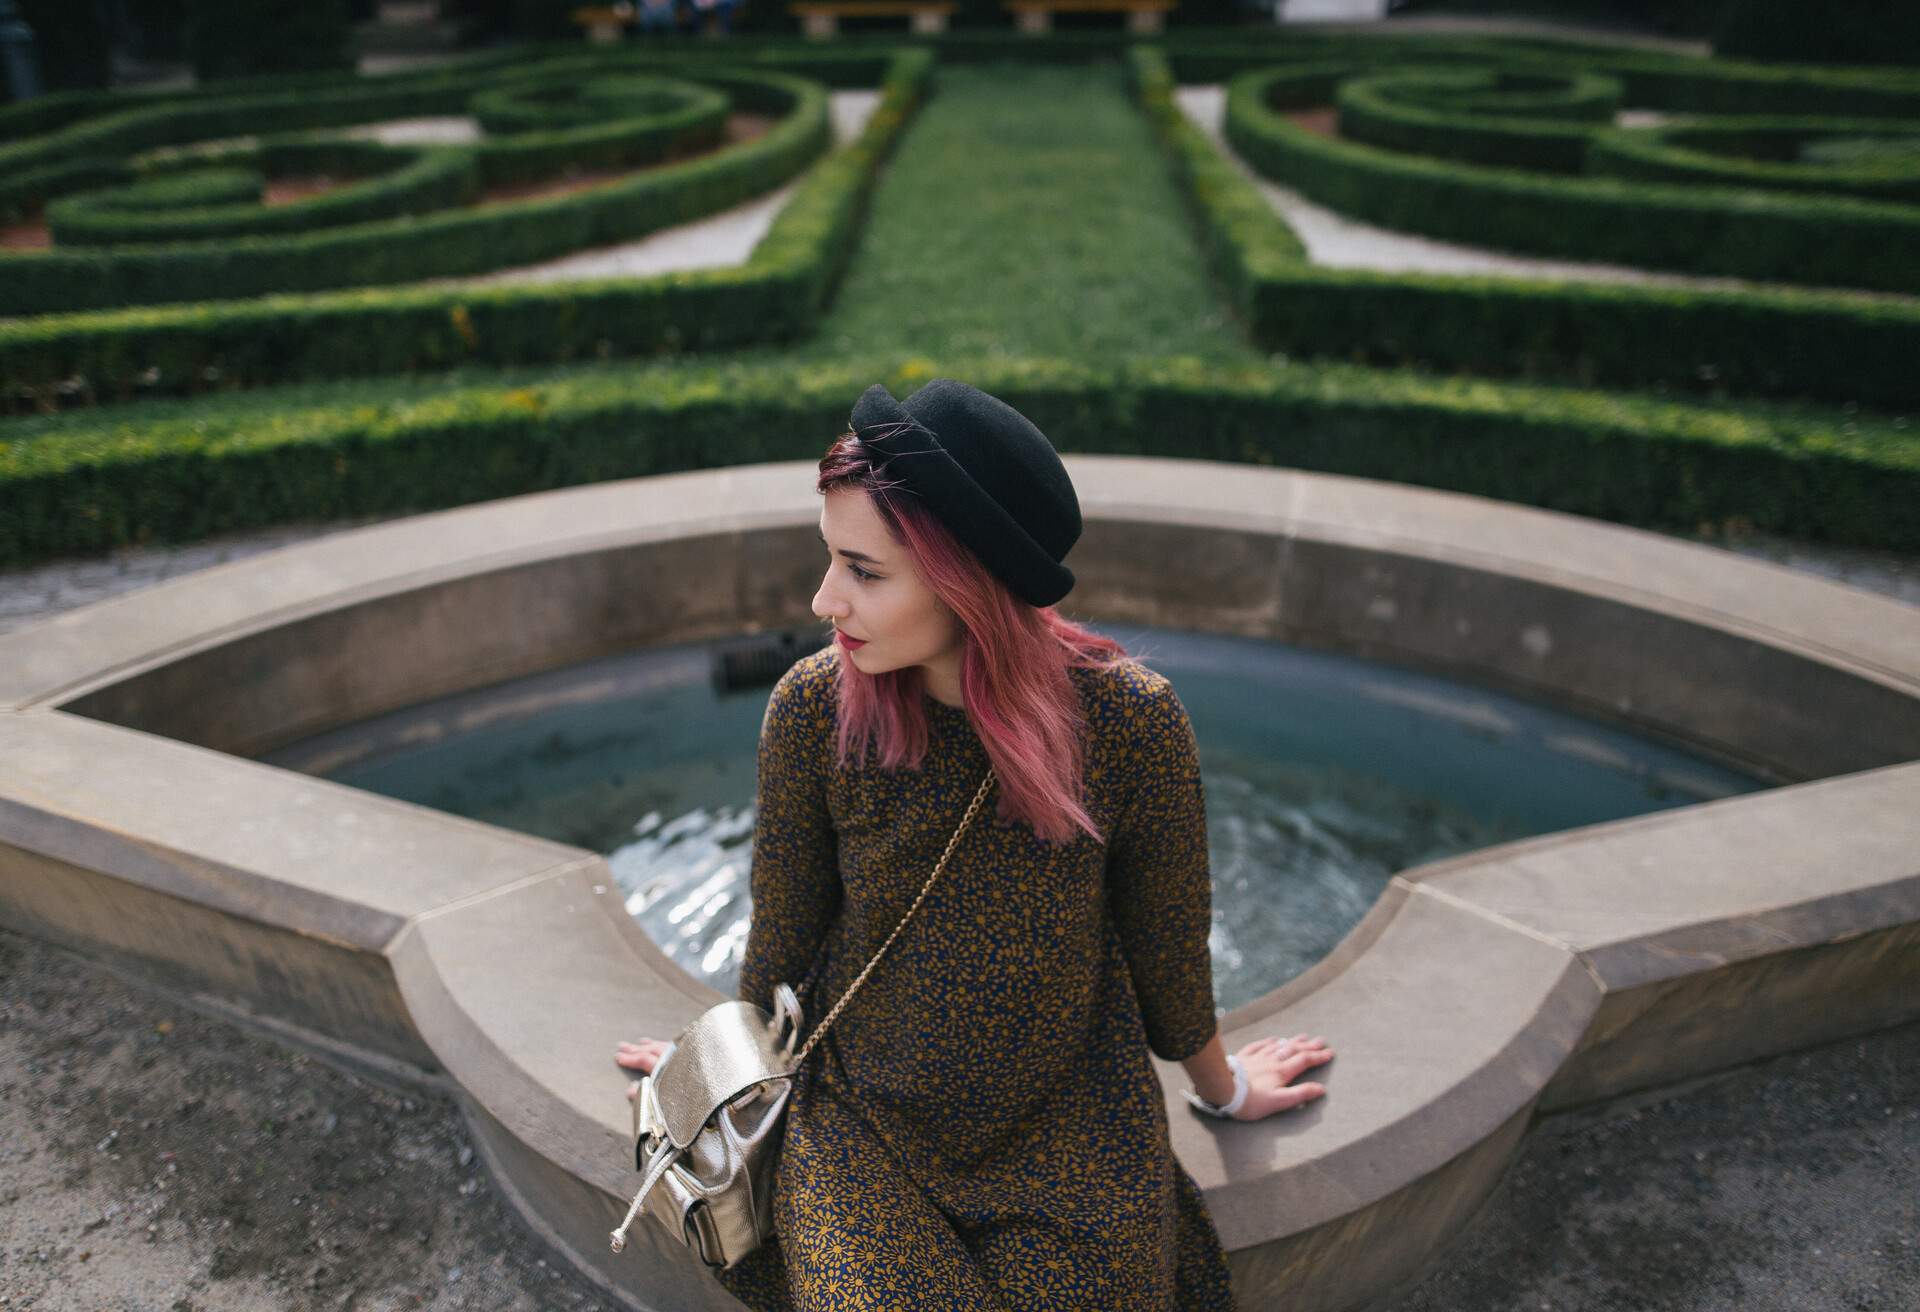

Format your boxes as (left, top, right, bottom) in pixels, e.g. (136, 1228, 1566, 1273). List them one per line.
(791, 60, 1259, 366)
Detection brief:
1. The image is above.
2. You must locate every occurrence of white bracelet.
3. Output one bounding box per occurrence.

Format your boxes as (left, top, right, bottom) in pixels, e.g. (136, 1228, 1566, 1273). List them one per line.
(1182, 1052, 1248, 1119)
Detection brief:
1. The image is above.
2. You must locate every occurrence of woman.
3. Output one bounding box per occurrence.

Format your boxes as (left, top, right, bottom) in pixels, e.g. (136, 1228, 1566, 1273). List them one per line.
(617, 379, 1334, 1310)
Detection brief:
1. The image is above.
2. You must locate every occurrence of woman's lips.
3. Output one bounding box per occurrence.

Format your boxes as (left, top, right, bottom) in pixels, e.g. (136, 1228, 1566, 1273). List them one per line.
(835, 631, 868, 650)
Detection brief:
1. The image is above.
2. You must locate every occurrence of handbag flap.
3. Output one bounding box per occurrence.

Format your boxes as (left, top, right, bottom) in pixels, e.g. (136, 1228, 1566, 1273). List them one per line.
(654, 1000, 792, 1150)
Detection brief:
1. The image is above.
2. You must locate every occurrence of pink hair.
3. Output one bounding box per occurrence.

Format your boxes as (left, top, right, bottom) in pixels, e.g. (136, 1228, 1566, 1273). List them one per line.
(815, 426, 1130, 846)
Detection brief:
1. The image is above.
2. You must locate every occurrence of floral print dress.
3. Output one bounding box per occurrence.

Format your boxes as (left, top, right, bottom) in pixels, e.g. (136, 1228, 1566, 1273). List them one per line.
(712, 645, 1236, 1312)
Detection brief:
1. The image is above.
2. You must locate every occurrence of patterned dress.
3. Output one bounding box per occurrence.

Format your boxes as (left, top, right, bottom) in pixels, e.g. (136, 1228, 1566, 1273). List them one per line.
(713, 645, 1237, 1312)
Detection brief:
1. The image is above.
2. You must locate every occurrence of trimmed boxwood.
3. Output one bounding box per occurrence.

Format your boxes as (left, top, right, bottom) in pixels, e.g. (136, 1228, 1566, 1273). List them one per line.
(1336, 68, 1617, 174)
(2, 352, 1913, 568)
(3, 67, 511, 184)
(1162, 32, 1920, 118)
(1126, 46, 1920, 412)
(83, 166, 266, 210)
(0, 157, 138, 226)
(0, 48, 936, 409)
(1379, 69, 1623, 123)
(1223, 62, 1920, 294)
(0, 45, 533, 154)
(464, 73, 733, 188)
(1587, 117, 1920, 204)
(0, 44, 740, 217)
(45, 142, 483, 246)
(468, 73, 724, 135)
(0, 65, 832, 316)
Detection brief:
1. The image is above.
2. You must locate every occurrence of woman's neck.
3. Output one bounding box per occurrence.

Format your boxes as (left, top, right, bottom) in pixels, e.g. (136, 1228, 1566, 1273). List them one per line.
(920, 655, 965, 709)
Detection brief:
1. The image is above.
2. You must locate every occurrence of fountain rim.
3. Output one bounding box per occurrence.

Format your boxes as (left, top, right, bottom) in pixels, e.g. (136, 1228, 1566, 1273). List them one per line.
(1, 455, 1914, 1309)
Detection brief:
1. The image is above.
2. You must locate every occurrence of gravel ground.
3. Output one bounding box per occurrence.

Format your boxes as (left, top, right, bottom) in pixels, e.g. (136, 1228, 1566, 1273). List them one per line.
(0, 928, 616, 1312)
(1381, 1027, 1920, 1312)
(2, 924, 1913, 1312)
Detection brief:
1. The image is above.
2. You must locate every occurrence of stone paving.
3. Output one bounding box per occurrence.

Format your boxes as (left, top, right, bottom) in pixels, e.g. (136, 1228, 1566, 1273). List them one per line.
(1382, 1020, 1919, 1312)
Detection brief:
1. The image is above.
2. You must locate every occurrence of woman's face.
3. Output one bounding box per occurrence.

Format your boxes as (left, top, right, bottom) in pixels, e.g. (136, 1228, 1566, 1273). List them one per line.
(811, 486, 964, 686)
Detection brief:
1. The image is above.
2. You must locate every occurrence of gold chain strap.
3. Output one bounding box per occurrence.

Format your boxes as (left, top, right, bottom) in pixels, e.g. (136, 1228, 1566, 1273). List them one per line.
(790, 766, 996, 1069)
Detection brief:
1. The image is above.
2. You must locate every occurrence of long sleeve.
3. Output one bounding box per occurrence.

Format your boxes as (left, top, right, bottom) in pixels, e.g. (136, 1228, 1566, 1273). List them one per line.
(1105, 675, 1220, 1063)
(736, 659, 842, 1013)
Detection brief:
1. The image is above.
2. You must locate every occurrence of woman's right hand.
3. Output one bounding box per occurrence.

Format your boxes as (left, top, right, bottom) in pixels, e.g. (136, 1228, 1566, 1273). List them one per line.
(1231, 1033, 1333, 1121)
(615, 1038, 676, 1102)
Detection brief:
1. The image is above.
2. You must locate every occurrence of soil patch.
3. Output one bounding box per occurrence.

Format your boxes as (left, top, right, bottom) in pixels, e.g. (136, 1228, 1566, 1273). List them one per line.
(1284, 106, 1341, 139)
(0, 212, 49, 251)
(263, 178, 347, 206)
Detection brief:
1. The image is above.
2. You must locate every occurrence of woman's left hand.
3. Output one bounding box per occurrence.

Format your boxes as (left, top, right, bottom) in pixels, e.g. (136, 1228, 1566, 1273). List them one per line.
(1230, 1033, 1333, 1121)
(615, 1037, 675, 1102)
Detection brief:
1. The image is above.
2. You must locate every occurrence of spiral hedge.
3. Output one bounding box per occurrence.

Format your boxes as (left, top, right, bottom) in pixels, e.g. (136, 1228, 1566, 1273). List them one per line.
(1125, 40, 1920, 412)
(1335, 68, 1622, 172)
(467, 73, 726, 137)
(1585, 117, 1920, 203)
(1373, 68, 1624, 123)
(0, 64, 830, 316)
(44, 141, 484, 246)
(1224, 63, 1920, 295)
(0, 46, 930, 409)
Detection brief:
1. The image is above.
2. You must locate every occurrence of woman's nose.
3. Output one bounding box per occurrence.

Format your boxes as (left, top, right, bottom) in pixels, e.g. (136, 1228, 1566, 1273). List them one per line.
(812, 574, 846, 621)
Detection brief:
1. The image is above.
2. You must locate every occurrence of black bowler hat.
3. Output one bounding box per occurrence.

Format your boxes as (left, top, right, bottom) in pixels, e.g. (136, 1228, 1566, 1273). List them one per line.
(849, 379, 1081, 608)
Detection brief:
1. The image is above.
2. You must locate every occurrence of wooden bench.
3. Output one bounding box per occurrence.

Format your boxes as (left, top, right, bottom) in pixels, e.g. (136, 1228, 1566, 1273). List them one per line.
(1002, 0, 1175, 34)
(571, 3, 636, 43)
(787, 1, 958, 39)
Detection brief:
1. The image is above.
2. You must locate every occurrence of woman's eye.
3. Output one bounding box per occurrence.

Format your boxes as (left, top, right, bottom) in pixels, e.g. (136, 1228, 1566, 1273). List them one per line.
(822, 542, 878, 582)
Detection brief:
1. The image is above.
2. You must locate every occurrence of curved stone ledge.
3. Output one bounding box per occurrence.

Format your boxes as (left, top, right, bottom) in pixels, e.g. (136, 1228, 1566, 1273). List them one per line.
(1, 457, 1916, 1312)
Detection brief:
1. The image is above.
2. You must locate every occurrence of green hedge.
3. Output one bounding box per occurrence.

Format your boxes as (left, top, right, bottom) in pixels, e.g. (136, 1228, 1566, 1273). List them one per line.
(0, 46, 533, 150)
(3, 76, 489, 200)
(44, 142, 484, 246)
(3, 351, 1913, 567)
(0, 45, 645, 195)
(463, 73, 732, 187)
(1126, 47, 1920, 412)
(0, 66, 831, 316)
(467, 73, 721, 134)
(1378, 68, 1623, 121)
(1165, 31, 1920, 117)
(1586, 117, 1920, 204)
(87, 166, 266, 211)
(0, 157, 138, 224)
(1335, 69, 1618, 173)
(0, 49, 935, 409)
(1222, 62, 1920, 294)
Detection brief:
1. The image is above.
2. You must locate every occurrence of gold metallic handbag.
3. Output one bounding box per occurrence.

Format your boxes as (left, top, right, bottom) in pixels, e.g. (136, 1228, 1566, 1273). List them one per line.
(610, 766, 996, 1270)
